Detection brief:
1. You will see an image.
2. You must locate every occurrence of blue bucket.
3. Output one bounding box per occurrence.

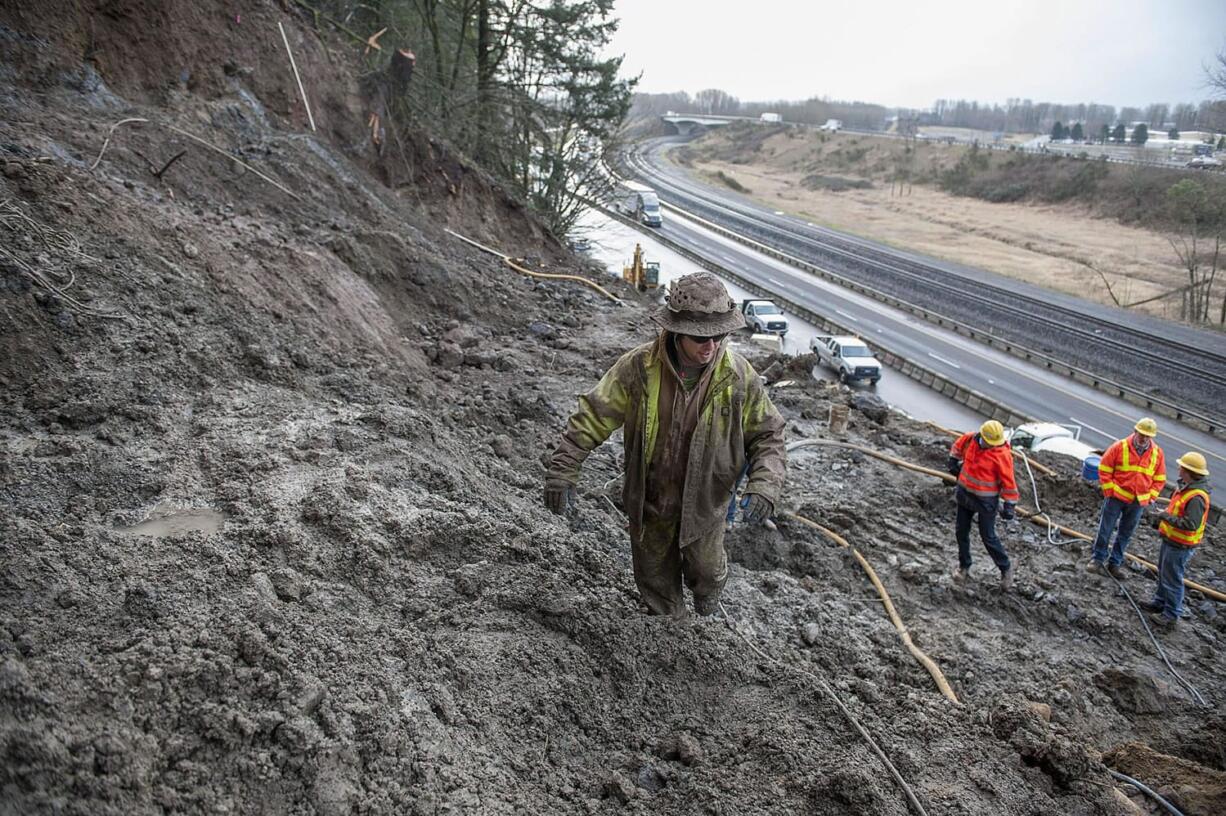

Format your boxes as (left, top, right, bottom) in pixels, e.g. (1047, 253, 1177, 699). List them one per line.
(1081, 455, 1101, 482)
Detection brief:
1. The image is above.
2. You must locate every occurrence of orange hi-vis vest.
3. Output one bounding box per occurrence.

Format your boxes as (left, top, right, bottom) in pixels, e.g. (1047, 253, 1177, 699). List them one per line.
(950, 432, 1020, 503)
(1158, 486, 1210, 547)
(1098, 436, 1165, 504)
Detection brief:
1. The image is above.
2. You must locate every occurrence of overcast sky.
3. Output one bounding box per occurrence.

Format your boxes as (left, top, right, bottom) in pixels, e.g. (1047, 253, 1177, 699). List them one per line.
(608, 0, 1226, 110)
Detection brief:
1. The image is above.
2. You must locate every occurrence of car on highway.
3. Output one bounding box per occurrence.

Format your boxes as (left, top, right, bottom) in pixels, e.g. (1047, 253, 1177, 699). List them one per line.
(1186, 155, 1223, 170)
(740, 299, 789, 337)
(810, 334, 882, 384)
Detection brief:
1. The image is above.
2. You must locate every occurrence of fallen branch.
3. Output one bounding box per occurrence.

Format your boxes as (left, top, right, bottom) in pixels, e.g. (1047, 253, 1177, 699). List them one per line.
(90, 118, 301, 200)
(152, 149, 187, 180)
(278, 21, 317, 132)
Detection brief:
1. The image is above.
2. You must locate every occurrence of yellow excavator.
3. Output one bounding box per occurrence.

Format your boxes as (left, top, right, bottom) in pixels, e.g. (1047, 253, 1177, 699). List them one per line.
(621, 243, 659, 292)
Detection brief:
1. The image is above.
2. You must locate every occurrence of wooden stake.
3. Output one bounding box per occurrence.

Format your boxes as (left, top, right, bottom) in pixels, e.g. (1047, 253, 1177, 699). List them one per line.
(279, 21, 316, 132)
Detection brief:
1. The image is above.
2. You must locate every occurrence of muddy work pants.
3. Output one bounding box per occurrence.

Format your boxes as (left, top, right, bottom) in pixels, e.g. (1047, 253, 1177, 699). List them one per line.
(632, 512, 728, 617)
(955, 488, 1011, 573)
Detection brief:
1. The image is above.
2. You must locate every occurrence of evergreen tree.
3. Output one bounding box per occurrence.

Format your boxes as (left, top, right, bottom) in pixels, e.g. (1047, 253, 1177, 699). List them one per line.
(1132, 123, 1149, 145)
(1070, 122, 1084, 141)
(1112, 123, 1126, 143)
(1099, 123, 1110, 144)
(1169, 127, 1180, 140)
(1219, 136, 1225, 150)
(1051, 121, 1066, 141)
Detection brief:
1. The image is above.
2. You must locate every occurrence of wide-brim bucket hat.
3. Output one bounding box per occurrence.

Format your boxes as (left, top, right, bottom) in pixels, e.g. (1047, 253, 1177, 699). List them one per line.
(651, 272, 746, 336)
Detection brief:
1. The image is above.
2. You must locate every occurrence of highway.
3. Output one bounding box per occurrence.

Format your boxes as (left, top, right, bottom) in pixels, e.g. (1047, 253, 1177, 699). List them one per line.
(626, 138, 1226, 428)
(612, 156, 1226, 468)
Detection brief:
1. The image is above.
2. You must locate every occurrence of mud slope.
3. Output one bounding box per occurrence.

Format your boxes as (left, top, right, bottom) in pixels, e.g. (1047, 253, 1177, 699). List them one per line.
(2, 4, 1225, 815)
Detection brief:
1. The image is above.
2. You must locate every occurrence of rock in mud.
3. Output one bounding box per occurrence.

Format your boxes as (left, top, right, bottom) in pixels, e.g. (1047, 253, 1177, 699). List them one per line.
(850, 392, 889, 423)
(603, 771, 637, 803)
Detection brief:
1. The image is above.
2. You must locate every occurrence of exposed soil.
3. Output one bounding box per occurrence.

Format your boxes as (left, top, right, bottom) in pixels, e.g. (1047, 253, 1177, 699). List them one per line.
(677, 127, 1191, 319)
(2, 4, 1225, 815)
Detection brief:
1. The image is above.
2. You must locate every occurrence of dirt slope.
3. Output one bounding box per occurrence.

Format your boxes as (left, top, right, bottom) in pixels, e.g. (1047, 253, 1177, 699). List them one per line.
(2, 4, 1225, 815)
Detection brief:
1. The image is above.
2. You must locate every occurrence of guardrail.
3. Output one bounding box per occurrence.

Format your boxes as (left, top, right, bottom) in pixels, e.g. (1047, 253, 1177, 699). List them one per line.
(654, 200, 1221, 439)
(594, 203, 1037, 429)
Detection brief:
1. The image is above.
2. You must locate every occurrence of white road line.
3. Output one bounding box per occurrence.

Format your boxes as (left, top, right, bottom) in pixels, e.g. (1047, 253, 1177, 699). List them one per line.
(1069, 416, 1115, 442)
(767, 277, 783, 286)
(928, 352, 961, 369)
(835, 309, 859, 323)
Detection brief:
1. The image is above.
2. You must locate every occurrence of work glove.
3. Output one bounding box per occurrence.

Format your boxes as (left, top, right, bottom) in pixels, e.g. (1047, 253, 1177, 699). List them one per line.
(1148, 511, 1165, 530)
(946, 457, 962, 478)
(543, 480, 577, 515)
(999, 502, 1016, 521)
(740, 493, 774, 525)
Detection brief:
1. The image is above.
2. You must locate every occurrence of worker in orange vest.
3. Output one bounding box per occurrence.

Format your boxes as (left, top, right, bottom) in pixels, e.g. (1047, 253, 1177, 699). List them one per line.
(1088, 418, 1166, 580)
(1142, 452, 1212, 628)
(947, 420, 1020, 590)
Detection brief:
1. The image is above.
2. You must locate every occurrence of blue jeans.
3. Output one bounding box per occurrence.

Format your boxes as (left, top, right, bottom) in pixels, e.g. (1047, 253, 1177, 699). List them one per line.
(955, 488, 1011, 572)
(1092, 497, 1143, 567)
(1150, 541, 1194, 621)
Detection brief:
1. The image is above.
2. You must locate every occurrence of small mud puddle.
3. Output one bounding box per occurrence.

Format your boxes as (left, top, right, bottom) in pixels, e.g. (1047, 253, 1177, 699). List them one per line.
(116, 504, 226, 537)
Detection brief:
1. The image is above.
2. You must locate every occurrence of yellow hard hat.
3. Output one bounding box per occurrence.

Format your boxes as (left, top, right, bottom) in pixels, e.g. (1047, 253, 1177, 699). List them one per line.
(1134, 417, 1158, 437)
(979, 420, 1006, 447)
(1176, 451, 1209, 476)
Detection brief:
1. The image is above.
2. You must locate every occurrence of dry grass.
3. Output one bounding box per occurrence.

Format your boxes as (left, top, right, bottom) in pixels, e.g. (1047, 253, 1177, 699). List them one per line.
(678, 129, 1191, 319)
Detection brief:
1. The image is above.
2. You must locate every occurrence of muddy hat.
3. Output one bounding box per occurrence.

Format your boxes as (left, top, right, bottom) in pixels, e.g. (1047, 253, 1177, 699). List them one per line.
(652, 272, 745, 336)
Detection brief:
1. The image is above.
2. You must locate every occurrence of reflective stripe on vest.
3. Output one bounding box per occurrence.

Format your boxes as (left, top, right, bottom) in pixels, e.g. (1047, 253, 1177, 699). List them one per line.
(1158, 488, 1210, 547)
(1101, 438, 1165, 503)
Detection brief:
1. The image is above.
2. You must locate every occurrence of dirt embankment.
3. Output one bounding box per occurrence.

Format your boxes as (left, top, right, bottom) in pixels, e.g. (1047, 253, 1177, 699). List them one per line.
(2, 4, 1226, 815)
(677, 125, 1208, 318)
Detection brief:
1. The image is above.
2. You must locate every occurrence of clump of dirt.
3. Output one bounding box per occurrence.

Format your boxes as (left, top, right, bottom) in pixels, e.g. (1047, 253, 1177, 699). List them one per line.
(2, 4, 1225, 815)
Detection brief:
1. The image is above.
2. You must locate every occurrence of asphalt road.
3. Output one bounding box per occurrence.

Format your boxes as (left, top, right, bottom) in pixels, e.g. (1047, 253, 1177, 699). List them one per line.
(647, 197, 1226, 469)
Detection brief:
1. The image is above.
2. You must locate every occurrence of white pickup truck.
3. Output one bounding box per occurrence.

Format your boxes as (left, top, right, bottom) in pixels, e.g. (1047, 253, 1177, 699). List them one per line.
(810, 335, 882, 384)
(1007, 422, 1099, 462)
(740, 300, 789, 337)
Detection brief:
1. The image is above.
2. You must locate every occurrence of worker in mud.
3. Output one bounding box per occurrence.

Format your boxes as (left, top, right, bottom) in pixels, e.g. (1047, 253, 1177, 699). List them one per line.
(544, 272, 787, 617)
(1142, 452, 1212, 628)
(1087, 418, 1166, 580)
(947, 420, 1019, 590)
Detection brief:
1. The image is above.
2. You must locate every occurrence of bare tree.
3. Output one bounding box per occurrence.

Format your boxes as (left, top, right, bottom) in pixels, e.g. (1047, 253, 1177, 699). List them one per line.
(1165, 179, 1224, 322)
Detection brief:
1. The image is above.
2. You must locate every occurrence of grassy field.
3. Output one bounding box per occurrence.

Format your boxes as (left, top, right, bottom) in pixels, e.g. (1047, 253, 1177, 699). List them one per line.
(675, 125, 1220, 320)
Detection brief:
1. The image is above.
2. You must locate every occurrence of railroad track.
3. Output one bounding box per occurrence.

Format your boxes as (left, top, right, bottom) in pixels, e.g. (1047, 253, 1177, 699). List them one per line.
(625, 145, 1226, 423)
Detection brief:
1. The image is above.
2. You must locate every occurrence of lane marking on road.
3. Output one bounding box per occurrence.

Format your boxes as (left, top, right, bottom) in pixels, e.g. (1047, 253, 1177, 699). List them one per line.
(927, 352, 961, 369)
(1069, 416, 1115, 443)
(835, 309, 859, 323)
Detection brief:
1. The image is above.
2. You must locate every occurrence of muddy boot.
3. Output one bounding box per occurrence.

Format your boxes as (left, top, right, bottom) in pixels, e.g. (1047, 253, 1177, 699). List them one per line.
(1139, 599, 1164, 613)
(692, 594, 720, 617)
(952, 567, 969, 583)
(1106, 563, 1127, 581)
(1000, 568, 1014, 591)
(1085, 560, 1104, 576)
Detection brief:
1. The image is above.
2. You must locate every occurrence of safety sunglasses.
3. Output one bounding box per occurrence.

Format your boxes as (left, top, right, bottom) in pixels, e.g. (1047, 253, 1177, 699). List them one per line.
(681, 332, 729, 344)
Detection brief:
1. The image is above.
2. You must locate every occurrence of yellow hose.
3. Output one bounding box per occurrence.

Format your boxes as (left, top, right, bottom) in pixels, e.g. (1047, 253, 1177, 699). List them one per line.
(444, 228, 623, 304)
(787, 438, 1226, 604)
(785, 512, 960, 704)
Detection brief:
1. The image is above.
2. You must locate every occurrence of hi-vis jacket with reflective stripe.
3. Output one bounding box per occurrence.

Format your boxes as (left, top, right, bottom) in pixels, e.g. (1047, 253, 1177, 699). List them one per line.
(950, 432, 1020, 503)
(1158, 477, 1212, 547)
(1098, 436, 1166, 505)
(548, 334, 786, 545)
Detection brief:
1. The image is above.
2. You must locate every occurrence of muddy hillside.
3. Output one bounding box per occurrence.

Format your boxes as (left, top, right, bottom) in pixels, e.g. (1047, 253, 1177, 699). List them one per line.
(2, 3, 1225, 815)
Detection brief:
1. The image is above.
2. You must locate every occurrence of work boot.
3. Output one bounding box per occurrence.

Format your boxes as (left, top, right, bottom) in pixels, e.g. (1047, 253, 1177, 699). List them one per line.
(1085, 560, 1104, 576)
(693, 595, 720, 617)
(1139, 599, 1164, 613)
(1106, 563, 1128, 581)
(951, 567, 969, 584)
(1000, 568, 1014, 592)
(1150, 614, 1178, 631)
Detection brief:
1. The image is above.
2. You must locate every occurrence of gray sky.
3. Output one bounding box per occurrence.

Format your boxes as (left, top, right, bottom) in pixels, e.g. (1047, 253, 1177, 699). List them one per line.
(608, 0, 1226, 110)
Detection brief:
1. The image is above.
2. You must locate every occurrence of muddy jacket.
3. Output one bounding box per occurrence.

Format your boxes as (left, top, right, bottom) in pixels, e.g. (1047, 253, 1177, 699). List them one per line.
(548, 333, 786, 544)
